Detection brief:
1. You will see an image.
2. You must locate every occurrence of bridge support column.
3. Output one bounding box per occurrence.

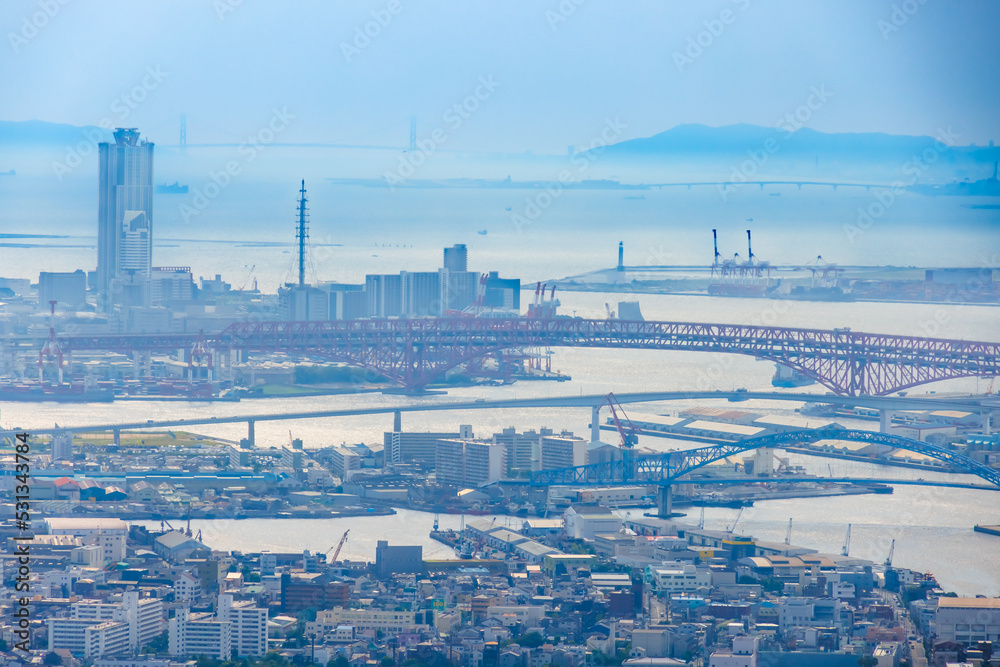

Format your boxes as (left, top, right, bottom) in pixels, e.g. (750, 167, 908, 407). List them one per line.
(983, 412, 993, 436)
(657, 485, 673, 518)
(247, 420, 255, 447)
(113, 429, 120, 447)
(591, 406, 601, 443)
(879, 409, 895, 433)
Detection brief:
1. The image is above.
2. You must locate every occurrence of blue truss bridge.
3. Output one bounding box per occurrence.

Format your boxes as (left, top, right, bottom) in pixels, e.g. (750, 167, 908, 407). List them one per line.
(529, 428, 1000, 516)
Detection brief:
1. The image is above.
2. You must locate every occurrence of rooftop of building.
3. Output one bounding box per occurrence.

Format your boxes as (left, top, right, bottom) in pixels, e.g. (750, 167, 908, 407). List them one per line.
(683, 420, 765, 436)
(46, 517, 129, 531)
(937, 597, 1000, 609)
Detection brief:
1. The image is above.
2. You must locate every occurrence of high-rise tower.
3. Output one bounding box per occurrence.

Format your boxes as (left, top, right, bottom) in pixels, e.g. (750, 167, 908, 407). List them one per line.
(97, 128, 154, 313)
(443, 243, 468, 272)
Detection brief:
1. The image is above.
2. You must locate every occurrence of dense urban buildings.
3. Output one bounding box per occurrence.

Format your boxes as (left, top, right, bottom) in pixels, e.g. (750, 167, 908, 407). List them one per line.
(2, 7, 999, 667)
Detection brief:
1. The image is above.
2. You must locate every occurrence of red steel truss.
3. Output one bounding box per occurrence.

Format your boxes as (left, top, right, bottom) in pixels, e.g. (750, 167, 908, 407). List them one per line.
(48, 318, 1000, 395)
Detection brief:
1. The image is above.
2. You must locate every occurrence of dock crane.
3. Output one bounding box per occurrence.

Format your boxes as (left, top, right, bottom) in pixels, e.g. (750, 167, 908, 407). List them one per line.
(842, 524, 852, 556)
(237, 264, 256, 291)
(785, 518, 793, 545)
(884, 539, 895, 568)
(598, 392, 641, 448)
(327, 530, 350, 563)
(728, 507, 744, 533)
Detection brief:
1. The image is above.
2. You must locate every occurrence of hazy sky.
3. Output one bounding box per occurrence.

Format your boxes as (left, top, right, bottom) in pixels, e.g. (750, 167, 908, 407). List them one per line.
(3, 0, 998, 152)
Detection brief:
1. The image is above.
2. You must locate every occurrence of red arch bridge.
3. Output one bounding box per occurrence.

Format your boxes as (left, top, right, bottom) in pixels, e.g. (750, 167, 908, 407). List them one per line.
(47, 317, 1000, 394)
(529, 428, 1000, 517)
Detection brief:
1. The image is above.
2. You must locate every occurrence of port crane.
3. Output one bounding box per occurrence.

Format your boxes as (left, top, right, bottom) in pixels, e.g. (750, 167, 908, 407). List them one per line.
(327, 530, 350, 563)
(841, 524, 852, 556)
(598, 392, 641, 448)
(884, 539, 895, 568)
(728, 507, 744, 533)
(237, 264, 256, 291)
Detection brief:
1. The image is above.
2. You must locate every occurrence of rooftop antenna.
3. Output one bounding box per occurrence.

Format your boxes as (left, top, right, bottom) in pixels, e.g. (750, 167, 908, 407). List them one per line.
(296, 180, 309, 286)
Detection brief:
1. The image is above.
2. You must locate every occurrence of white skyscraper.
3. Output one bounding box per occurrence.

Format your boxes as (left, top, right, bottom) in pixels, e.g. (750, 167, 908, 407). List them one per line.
(98, 128, 154, 313)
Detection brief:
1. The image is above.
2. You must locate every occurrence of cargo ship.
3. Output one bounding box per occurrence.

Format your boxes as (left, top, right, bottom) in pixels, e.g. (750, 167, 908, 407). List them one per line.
(787, 285, 855, 302)
(0, 381, 113, 402)
(772, 364, 816, 388)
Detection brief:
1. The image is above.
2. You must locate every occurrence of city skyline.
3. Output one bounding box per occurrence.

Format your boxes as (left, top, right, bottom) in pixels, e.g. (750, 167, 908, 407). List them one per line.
(1, 4, 998, 665)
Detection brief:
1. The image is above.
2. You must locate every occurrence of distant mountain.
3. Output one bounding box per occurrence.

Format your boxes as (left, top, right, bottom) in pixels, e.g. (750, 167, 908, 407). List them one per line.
(595, 122, 998, 162)
(0, 120, 114, 145)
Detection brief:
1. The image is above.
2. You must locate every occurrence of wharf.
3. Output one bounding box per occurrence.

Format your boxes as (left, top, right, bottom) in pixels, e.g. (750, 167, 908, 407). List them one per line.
(974, 525, 1000, 537)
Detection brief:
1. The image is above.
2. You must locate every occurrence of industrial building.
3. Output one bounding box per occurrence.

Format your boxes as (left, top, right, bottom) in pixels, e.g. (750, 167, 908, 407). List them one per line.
(934, 597, 1000, 645)
(374, 540, 423, 578)
(45, 517, 129, 564)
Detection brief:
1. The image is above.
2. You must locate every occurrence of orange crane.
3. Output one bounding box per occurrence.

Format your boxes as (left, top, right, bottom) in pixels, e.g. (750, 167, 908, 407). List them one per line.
(327, 530, 350, 563)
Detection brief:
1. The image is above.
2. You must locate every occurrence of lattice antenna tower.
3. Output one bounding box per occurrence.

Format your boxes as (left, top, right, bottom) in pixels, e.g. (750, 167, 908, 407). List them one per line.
(296, 180, 309, 286)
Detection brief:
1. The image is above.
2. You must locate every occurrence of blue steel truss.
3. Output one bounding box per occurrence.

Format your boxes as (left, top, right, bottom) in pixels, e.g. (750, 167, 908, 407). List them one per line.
(528, 428, 1000, 489)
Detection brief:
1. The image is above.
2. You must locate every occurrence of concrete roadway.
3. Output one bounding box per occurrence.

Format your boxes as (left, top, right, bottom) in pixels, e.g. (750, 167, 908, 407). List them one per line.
(2, 389, 995, 437)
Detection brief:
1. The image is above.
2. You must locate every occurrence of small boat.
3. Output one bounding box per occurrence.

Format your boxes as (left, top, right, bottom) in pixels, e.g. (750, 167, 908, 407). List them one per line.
(478, 229, 488, 235)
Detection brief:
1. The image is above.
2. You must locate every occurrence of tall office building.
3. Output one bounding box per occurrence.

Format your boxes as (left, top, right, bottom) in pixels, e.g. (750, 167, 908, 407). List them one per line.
(443, 243, 468, 272)
(98, 128, 154, 313)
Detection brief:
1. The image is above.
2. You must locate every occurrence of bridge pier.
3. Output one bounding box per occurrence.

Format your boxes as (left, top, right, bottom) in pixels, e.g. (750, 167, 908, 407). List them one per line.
(591, 406, 601, 443)
(247, 420, 255, 447)
(657, 485, 674, 518)
(113, 428, 120, 447)
(983, 412, 993, 436)
(879, 409, 895, 433)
